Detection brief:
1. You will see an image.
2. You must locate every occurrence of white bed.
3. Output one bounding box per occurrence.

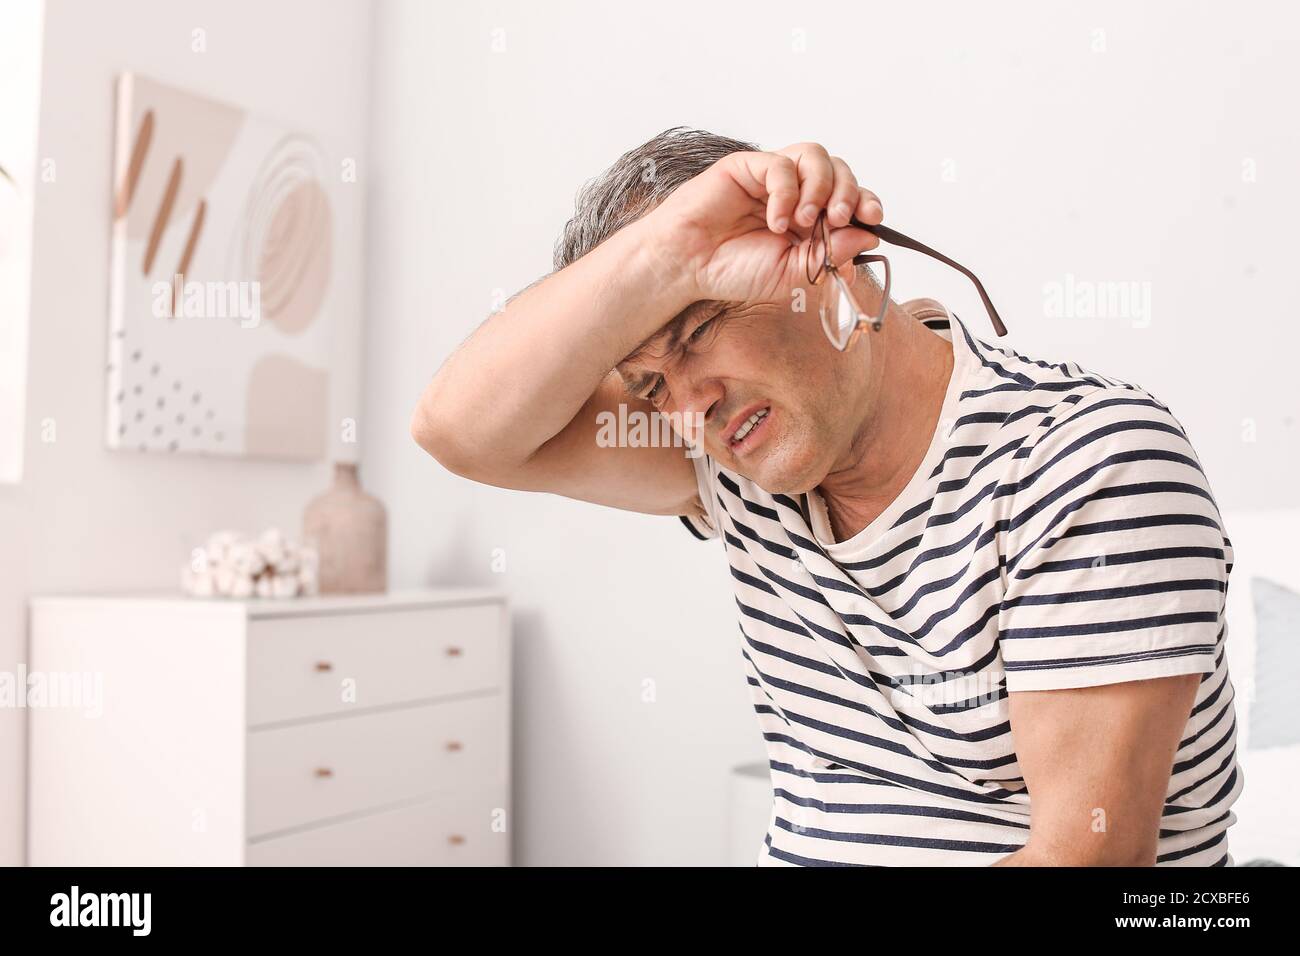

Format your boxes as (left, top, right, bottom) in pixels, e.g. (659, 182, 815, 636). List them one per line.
(1219, 508, 1300, 865)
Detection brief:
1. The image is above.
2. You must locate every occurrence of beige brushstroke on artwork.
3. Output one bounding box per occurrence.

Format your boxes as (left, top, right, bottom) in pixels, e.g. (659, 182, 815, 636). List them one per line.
(143, 157, 182, 276)
(257, 179, 332, 335)
(113, 108, 153, 220)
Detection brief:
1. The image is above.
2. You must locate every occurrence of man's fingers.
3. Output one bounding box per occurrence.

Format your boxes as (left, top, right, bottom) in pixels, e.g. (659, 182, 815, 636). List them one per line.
(777, 142, 835, 229)
(841, 224, 880, 261)
(797, 224, 879, 286)
(760, 154, 800, 233)
(728, 151, 800, 233)
(826, 224, 879, 266)
(728, 148, 881, 237)
(856, 187, 884, 225)
(827, 157, 860, 227)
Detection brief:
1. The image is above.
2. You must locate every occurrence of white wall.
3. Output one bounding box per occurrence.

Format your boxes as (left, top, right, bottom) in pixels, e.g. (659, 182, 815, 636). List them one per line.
(0, 1, 45, 484)
(364, 0, 1300, 865)
(0, 0, 373, 866)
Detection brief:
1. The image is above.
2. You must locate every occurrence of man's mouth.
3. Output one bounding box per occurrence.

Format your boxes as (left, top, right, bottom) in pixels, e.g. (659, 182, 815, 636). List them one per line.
(726, 405, 772, 455)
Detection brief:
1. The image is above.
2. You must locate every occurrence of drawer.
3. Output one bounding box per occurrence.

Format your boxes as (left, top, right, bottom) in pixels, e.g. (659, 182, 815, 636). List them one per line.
(247, 603, 502, 725)
(246, 788, 509, 866)
(246, 694, 506, 838)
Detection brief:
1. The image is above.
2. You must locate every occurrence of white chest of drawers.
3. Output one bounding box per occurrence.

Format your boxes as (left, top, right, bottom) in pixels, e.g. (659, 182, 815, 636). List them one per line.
(27, 589, 511, 866)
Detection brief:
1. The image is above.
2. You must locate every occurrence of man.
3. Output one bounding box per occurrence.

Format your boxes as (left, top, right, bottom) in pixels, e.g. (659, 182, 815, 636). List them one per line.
(412, 128, 1242, 866)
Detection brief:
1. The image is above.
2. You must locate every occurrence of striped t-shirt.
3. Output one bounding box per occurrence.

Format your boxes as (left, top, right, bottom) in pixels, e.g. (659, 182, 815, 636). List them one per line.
(682, 302, 1243, 866)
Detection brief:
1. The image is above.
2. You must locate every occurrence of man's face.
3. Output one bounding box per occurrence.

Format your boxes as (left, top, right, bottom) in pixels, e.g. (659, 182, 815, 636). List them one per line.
(617, 283, 876, 494)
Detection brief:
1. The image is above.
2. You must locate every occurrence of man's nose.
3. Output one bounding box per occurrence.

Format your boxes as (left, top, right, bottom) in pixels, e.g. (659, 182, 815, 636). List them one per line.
(674, 376, 724, 430)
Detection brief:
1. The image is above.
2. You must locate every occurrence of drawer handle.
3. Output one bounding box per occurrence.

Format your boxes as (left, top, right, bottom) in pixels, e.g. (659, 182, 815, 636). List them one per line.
(448, 834, 466, 846)
(314, 767, 334, 779)
(445, 741, 463, 752)
(314, 661, 334, 672)
(445, 646, 463, 658)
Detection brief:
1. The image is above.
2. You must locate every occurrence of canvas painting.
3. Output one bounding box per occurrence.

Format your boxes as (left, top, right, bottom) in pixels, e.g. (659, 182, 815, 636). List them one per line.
(106, 72, 357, 460)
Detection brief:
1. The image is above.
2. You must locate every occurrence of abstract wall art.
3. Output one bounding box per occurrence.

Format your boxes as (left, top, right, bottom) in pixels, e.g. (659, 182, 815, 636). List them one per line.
(106, 73, 360, 460)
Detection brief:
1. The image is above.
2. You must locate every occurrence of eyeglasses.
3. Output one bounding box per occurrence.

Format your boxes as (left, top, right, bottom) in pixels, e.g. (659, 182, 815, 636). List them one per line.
(805, 211, 1008, 351)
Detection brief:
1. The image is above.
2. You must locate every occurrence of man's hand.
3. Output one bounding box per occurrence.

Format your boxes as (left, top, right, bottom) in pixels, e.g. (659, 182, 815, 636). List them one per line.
(651, 142, 884, 304)
(994, 673, 1202, 866)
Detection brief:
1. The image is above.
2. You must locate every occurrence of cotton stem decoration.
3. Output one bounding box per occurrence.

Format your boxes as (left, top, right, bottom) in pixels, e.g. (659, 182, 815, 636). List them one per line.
(182, 528, 320, 598)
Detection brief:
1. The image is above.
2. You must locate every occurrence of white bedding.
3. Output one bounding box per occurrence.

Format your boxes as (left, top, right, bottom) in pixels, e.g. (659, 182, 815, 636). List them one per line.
(1219, 508, 1300, 865)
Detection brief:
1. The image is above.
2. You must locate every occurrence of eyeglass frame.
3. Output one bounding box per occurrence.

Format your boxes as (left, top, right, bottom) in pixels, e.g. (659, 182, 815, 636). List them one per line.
(805, 211, 1008, 350)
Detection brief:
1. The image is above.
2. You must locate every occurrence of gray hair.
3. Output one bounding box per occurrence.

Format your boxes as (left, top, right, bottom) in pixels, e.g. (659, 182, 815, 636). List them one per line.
(552, 127, 758, 271)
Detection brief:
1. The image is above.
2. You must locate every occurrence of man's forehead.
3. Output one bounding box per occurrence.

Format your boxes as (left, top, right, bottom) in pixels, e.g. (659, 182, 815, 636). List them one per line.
(616, 300, 716, 378)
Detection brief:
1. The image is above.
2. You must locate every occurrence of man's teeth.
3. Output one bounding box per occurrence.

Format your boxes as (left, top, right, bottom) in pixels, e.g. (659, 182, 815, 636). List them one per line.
(732, 408, 769, 443)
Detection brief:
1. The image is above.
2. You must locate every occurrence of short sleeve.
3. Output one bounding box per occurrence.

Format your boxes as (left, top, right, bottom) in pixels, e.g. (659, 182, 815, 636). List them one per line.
(998, 390, 1228, 692)
(678, 452, 720, 541)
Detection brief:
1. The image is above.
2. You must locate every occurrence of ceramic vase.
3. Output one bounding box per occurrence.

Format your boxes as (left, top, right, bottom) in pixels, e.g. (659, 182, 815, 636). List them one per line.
(303, 462, 387, 594)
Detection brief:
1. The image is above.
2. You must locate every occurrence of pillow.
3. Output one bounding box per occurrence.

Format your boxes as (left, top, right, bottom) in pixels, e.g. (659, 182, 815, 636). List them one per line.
(1247, 577, 1300, 751)
(1217, 509, 1300, 865)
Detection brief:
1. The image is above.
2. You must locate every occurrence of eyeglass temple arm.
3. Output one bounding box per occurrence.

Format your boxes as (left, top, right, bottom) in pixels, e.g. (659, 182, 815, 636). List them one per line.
(850, 217, 1008, 337)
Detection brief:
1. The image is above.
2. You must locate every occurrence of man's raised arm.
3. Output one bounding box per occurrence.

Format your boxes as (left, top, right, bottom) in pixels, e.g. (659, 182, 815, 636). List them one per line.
(410, 210, 694, 476)
(409, 143, 881, 516)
